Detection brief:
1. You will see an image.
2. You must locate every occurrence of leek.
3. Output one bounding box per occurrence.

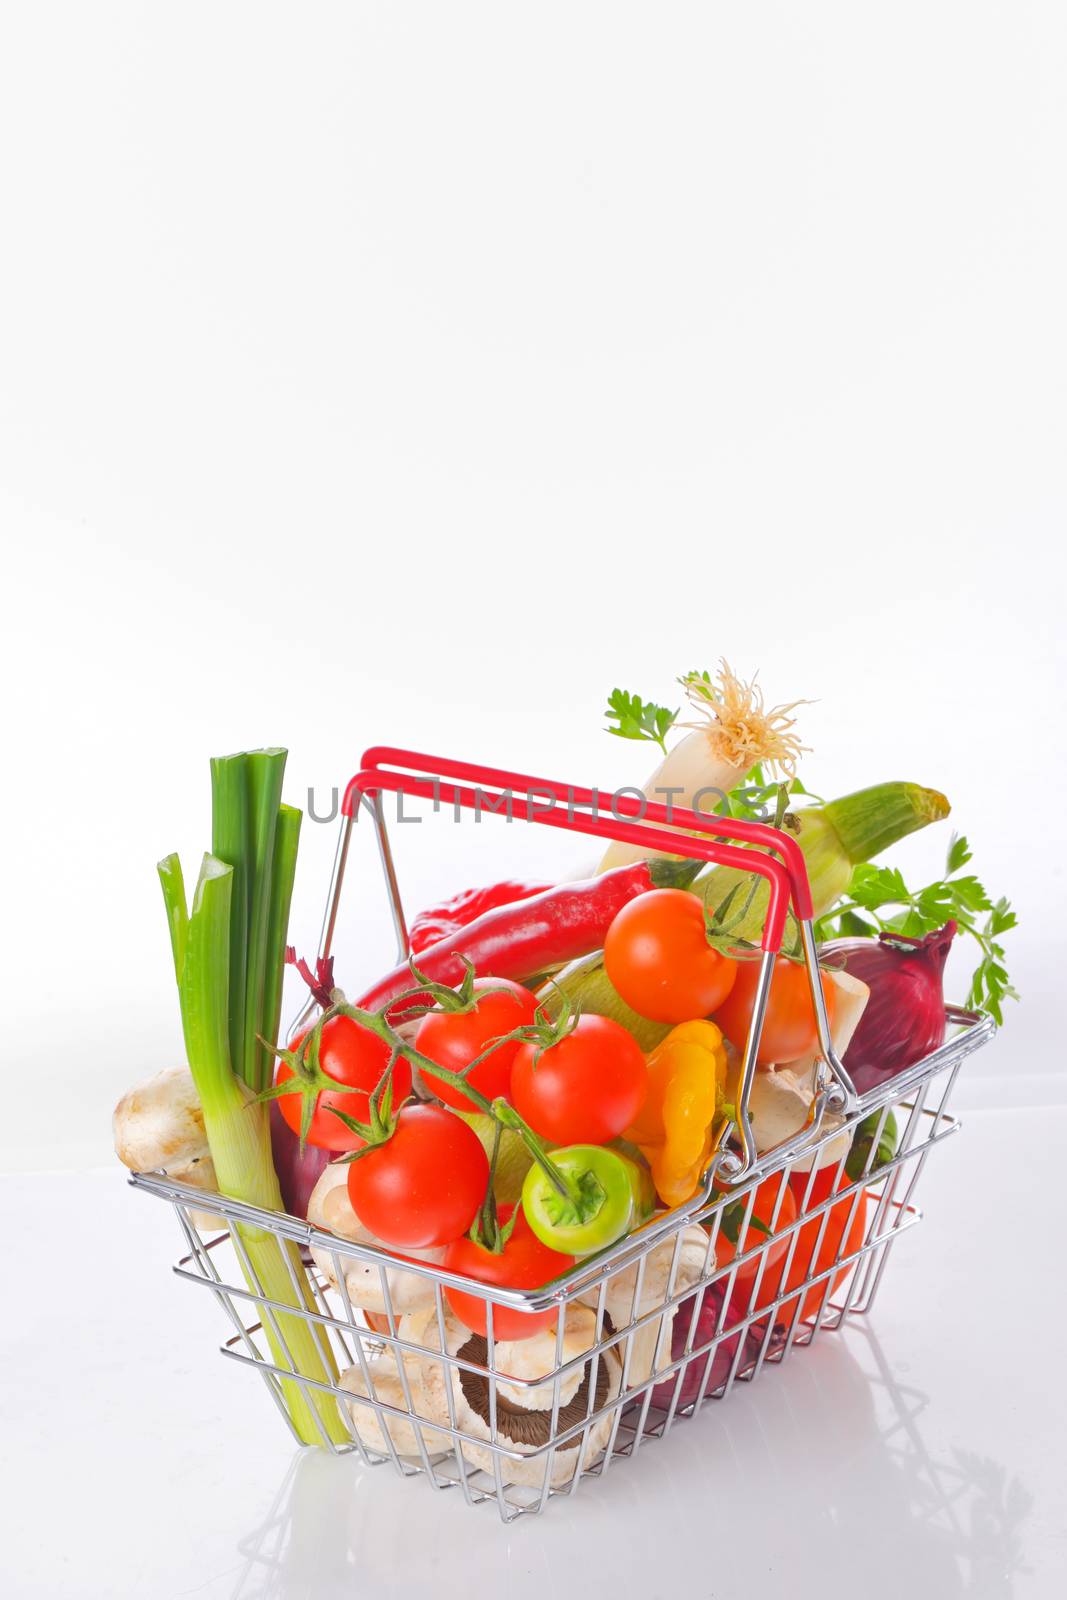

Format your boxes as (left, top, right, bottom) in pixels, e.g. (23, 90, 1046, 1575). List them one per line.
(159, 755, 347, 1446)
(243, 751, 286, 1093)
(210, 755, 251, 1086)
(256, 803, 302, 1096)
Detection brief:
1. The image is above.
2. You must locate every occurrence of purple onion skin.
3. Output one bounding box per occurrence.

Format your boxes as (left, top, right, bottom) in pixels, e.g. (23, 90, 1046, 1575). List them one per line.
(821, 922, 957, 1095)
(270, 1101, 330, 1218)
(651, 1284, 787, 1411)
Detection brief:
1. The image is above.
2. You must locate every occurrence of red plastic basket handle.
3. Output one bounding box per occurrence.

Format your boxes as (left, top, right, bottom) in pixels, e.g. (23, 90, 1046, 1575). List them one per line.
(342, 746, 811, 952)
(356, 746, 813, 915)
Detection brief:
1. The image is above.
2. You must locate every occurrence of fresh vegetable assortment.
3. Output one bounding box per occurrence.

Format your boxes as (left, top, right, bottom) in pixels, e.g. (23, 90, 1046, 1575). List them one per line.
(114, 661, 1015, 1469)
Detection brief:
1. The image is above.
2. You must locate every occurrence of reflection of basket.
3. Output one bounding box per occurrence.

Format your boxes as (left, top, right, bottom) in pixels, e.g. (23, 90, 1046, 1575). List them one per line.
(227, 1323, 1033, 1597)
(129, 749, 995, 1521)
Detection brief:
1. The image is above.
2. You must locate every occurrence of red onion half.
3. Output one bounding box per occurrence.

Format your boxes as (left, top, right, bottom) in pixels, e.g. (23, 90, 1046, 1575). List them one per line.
(821, 922, 956, 1095)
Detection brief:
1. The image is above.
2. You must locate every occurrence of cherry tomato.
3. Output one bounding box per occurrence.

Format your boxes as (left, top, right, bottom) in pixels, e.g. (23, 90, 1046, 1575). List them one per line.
(713, 958, 837, 1065)
(511, 1014, 647, 1145)
(521, 1145, 635, 1255)
(346, 1104, 489, 1248)
(416, 978, 540, 1109)
(275, 1015, 408, 1151)
(604, 888, 738, 1023)
(443, 1207, 575, 1340)
(715, 1175, 798, 1303)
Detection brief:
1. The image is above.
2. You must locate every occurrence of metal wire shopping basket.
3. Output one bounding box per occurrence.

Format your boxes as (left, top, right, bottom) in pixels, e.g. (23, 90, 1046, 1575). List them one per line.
(129, 749, 995, 1521)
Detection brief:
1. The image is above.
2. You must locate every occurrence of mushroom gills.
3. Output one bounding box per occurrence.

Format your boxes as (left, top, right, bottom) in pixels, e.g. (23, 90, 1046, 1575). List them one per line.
(415, 1305, 624, 1488)
(456, 1334, 611, 1452)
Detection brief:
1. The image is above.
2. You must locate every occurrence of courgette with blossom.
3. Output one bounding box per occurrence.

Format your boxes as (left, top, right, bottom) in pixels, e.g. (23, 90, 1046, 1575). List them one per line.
(158, 749, 347, 1446)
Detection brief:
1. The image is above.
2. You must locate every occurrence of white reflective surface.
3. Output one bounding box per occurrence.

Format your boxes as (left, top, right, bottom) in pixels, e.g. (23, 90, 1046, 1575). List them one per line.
(4, 1106, 1063, 1598)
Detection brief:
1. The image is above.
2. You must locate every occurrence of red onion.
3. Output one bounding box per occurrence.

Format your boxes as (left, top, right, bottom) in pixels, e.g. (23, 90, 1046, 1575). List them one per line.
(821, 922, 956, 1095)
(270, 1102, 330, 1218)
(651, 1283, 787, 1411)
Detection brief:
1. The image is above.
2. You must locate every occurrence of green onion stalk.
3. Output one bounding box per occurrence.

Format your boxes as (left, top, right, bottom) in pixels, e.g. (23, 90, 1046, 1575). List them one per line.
(160, 749, 346, 1446)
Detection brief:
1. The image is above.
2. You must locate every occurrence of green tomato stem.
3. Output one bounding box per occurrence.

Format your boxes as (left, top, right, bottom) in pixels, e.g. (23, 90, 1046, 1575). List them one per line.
(490, 1099, 574, 1201)
(328, 1000, 579, 1201)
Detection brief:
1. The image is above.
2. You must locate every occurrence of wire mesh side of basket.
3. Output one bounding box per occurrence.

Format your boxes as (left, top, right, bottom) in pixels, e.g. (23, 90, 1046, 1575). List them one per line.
(134, 1017, 980, 1523)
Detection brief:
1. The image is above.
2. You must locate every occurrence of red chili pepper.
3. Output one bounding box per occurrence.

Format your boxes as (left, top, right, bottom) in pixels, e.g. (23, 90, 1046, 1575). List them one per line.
(408, 880, 551, 955)
(357, 857, 701, 1018)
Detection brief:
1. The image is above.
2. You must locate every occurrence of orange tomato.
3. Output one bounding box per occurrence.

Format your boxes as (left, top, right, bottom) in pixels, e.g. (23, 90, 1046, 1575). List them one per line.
(715, 1175, 798, 1308)
(779, 1167, 869, 1321)
(713, 958, 836, 1065)
(604, 888, 738, 1023)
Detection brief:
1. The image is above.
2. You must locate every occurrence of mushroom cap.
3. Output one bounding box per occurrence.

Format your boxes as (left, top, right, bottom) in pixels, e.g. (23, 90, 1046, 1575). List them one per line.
(412, 1304, 623, 1488)
(167, 1152, 221, 1234)
(580, 1223, 710, 1387)
(748, 1068, 852, 1173)
(112, 1065, 210, 1172)
(307, 1163, 444, 1314)
(339, 1355, 448, 1460)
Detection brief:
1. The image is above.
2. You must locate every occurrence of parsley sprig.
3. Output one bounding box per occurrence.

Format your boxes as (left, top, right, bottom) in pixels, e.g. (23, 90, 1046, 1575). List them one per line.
(813, 834, 1018, 1024)
(604, 689, 677, 754)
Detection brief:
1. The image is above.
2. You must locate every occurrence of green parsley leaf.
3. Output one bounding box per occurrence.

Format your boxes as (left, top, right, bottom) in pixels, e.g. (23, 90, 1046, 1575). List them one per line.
(946, 833, 972, 874)
(947, 875, 993, 914)
(604, 688, 678, 754)
(813, 843, 1018, 1024)
(849, 864, 910, 911)
(989, 898, 1017, 936)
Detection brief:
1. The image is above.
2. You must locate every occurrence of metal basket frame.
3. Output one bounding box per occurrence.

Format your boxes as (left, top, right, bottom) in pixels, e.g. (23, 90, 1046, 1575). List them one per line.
(130, 747, 994, 1520)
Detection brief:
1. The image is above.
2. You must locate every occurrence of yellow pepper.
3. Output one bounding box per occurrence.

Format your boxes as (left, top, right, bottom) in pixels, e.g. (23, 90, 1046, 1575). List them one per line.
(626, 1020, 729, 1209)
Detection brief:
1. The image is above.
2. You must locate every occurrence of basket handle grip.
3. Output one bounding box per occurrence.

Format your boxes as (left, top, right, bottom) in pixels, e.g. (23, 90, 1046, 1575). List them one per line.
(355, 745, 815, 918)
(344, 763, 793, 949)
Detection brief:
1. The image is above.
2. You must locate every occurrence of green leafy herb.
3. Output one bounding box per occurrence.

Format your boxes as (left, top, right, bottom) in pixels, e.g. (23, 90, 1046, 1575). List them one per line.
(846, 1110, 899, 1181)
(718, 1196, 773, 1247)
(604, 688, 678, 754)
(813, 834, 1018, 1024)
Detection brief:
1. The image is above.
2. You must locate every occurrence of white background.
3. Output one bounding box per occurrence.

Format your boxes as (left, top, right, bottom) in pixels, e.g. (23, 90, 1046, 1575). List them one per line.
(1, 5, 1065, 1594)
(2, 2, 1064, 1169)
